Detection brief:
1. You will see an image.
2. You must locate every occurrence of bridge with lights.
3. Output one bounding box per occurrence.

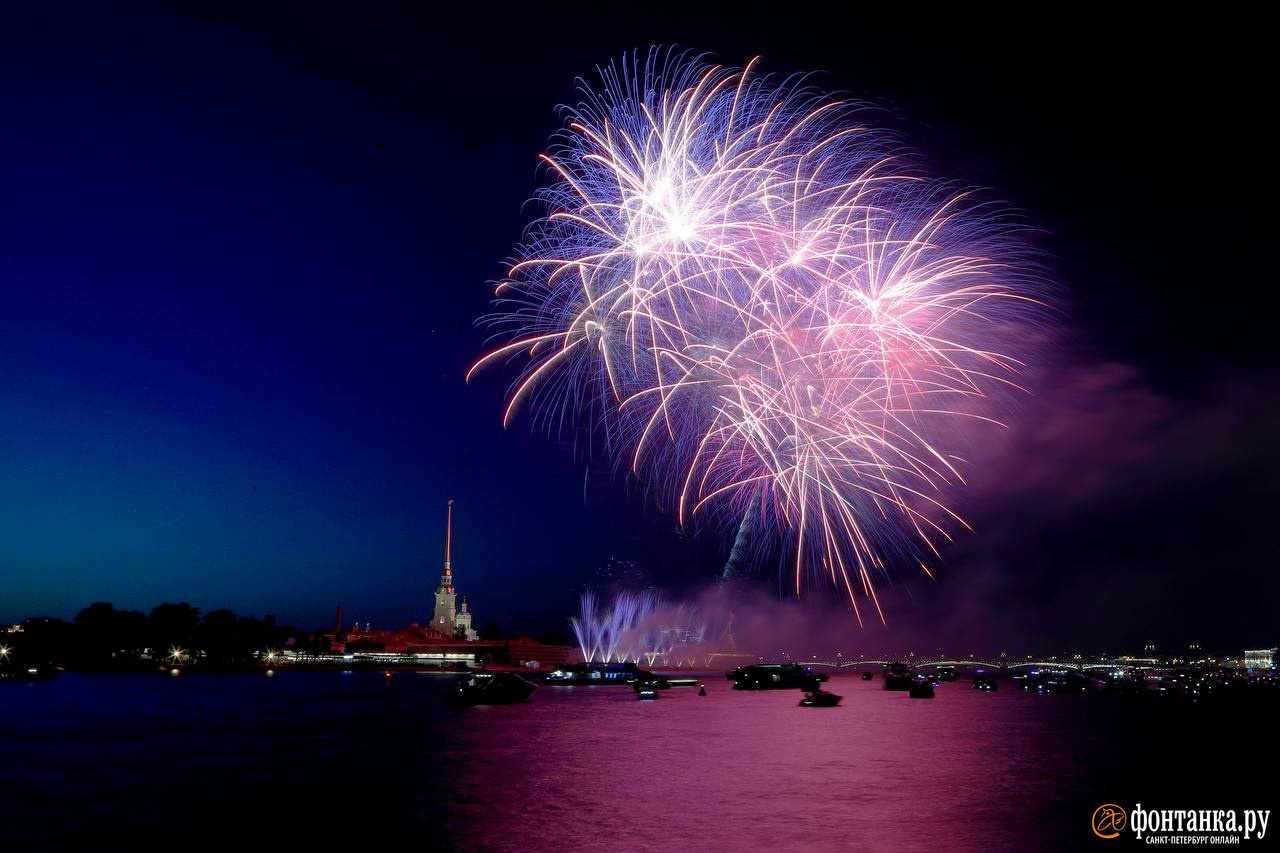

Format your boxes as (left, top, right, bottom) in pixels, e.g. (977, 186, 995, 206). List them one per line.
(688, 652, 1166, 672)
(787, 657, 1164, 672)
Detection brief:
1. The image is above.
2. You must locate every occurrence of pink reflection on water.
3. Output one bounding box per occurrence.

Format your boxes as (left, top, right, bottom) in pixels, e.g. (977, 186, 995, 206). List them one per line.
(433, 674, 1084, 852)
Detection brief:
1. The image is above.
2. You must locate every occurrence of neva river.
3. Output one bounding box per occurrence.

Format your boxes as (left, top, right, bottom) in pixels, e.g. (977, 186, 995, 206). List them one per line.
(1, 671, 1272, 850)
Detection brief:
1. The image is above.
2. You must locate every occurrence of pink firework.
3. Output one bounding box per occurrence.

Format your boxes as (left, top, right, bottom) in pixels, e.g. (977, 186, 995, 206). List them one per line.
(470, 52, 1047, 624)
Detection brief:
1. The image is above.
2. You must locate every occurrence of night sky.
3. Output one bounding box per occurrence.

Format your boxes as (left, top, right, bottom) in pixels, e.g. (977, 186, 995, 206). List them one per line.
(2, 7, 1274, 648)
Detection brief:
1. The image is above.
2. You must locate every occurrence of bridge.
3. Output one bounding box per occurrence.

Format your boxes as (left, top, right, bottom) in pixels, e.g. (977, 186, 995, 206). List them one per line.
(643, 652, 1166, 672)
(796, 658, 1163, 672)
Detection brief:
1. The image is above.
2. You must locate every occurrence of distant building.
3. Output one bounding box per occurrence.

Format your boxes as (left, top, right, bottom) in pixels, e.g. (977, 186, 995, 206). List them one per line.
(455, 597, 474, 639)
(507, 636, 572, 668)
(1244, 648, 1277, 671)
(339, 620, 450, 652)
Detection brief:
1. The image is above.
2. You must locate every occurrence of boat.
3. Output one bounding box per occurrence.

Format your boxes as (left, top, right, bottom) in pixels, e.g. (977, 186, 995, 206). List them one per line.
(937, 665, 957, 682)
(1023, 667, 1088, 694)
(442, 672, 537, 706)
(883, 661, 913, 691)
(632, 672, 671, 691)
(908, 677, 935, 698)
(0, 661, 59, 682)
(800, 688, 842, 707)
(972, 675, 999, 692)
(729, 663, 829, 690)
(637, 684, 659, 700)
(547, 661, 642, 685)
(862, 672, 874, 681)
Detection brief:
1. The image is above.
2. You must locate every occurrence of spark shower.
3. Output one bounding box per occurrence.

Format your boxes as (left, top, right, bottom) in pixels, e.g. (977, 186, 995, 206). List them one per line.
(471, 51, 1048, 622)
(568, 590, 713, 666)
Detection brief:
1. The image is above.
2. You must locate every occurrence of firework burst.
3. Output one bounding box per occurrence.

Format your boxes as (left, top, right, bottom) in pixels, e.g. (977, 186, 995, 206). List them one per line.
(470, 51, 1046, 624)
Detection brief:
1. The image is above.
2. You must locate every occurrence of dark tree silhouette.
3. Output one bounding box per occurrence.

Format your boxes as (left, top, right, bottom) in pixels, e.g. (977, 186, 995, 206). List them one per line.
(148, 602, 201, 653)
(73, 602, 147, 667)
(196, 609, 239, 664)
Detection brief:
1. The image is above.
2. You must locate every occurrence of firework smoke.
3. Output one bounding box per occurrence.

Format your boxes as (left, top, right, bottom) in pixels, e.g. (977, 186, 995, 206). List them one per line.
(472, 50, 1047, 622)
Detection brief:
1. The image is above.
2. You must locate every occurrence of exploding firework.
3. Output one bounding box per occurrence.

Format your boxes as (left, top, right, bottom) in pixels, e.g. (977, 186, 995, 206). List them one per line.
(471, 51, 1047, 622)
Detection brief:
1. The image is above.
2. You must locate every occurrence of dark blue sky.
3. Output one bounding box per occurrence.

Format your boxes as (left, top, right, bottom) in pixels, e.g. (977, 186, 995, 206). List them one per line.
(3, 7, 1275, 645)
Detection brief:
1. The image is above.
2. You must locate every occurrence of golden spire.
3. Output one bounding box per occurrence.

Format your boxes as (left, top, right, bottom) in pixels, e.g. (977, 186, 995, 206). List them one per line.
(444, 499, 454, 577)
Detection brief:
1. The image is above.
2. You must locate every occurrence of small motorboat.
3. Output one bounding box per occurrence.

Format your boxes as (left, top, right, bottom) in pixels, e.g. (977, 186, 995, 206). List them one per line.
(862, 672, 874, 681)
(973, 675, 999, 692)
(637, 685, 659, 700)
(800, 688, 842, 707)
(884, 661, 913, 691)
(443, 672, 537, 706)
(632, 673, 670, 691)
(908, 677, 935, 699)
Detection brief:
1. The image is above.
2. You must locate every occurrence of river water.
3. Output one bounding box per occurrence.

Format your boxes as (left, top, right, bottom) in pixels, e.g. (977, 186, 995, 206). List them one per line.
(1, 671, 1271, 850)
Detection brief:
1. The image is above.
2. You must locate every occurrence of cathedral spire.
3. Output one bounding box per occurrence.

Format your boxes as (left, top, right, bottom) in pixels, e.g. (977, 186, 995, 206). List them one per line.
(437, 500, 455, 594)
(444, 498, 454, 578)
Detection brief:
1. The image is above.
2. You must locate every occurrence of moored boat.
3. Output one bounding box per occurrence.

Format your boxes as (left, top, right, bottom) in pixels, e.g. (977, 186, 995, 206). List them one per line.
(548, 661, 642, 685)
(729, 663, 828, 690)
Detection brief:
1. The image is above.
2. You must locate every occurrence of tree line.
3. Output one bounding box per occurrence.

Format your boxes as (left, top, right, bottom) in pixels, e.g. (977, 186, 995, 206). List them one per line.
(3, 601, 569, 672)
(2, 601, 316, 670)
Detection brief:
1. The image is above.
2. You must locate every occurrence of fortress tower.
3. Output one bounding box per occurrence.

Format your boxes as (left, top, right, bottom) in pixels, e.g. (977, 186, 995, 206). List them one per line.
(431, 499, 479, 640)
(433, 499, 457, 635)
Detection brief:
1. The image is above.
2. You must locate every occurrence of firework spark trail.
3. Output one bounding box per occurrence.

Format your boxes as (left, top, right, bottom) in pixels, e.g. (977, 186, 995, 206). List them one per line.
(472, 51, 1046, 622)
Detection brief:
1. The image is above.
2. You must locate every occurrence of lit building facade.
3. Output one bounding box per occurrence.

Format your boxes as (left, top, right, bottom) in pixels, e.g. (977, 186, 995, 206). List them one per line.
(1244, 648, 1277, 671)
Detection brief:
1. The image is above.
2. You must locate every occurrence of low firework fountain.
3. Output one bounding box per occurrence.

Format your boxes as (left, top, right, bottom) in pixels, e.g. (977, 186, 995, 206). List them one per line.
(569, 590, 714, 666)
